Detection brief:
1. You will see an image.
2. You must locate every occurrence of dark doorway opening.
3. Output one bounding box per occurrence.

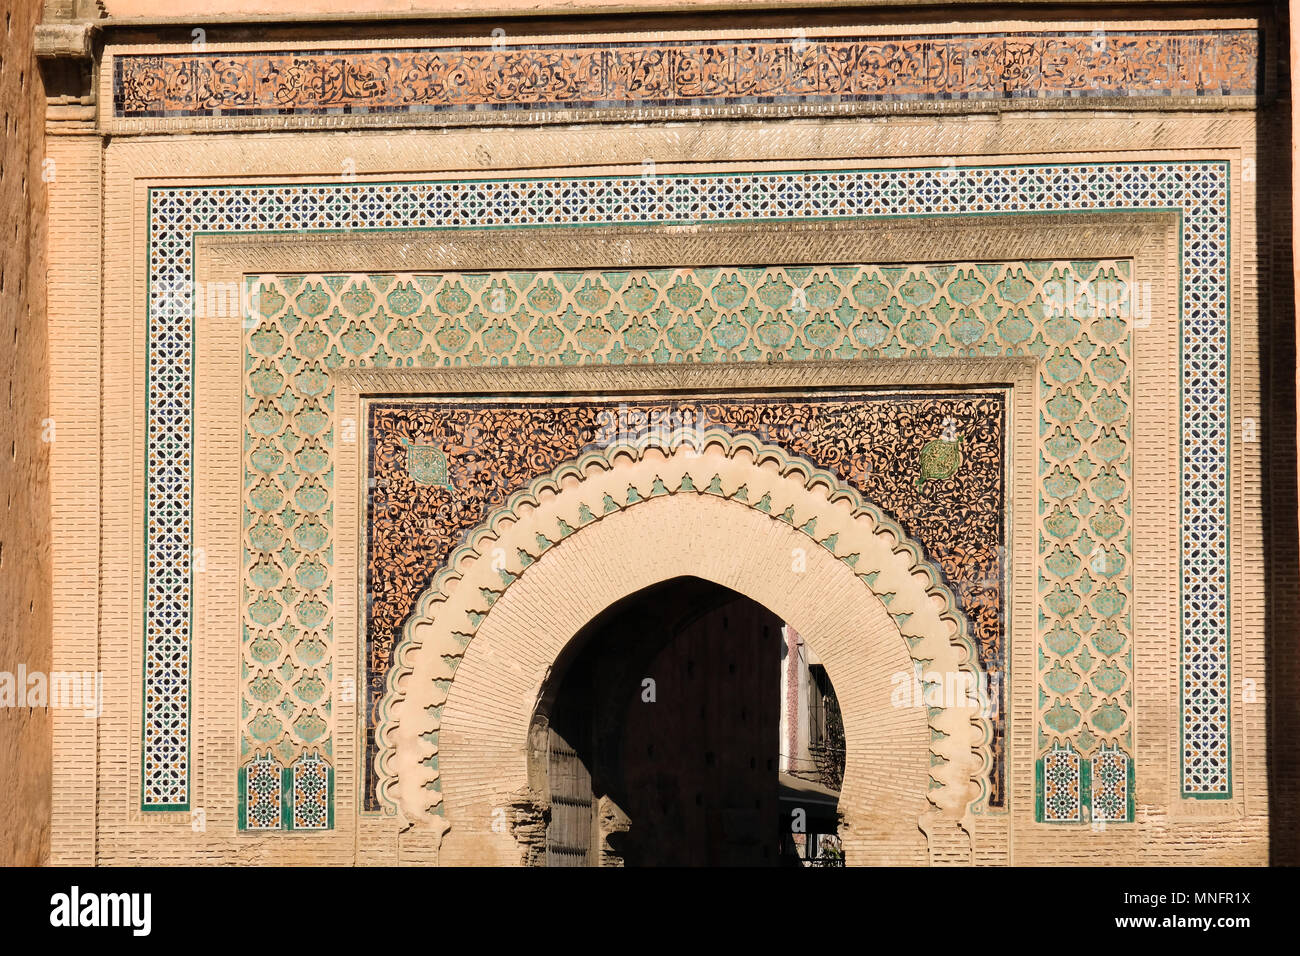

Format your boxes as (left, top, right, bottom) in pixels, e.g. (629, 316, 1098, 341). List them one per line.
(533, 576, 844, 866)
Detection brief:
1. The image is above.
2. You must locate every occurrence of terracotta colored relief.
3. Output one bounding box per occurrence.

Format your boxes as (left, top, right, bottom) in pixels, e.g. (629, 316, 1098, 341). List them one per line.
(239, 258, 1132, 824)
(365, 391, 1007, 810)
(115, 29, 1258, 120)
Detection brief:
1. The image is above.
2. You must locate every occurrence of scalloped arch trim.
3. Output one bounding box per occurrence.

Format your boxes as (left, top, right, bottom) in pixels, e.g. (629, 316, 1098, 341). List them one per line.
(376, 429, 992, 836)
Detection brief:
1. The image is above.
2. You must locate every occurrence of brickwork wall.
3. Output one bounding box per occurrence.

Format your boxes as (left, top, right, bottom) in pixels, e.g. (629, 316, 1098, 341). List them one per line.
(0, 0, 50, 867)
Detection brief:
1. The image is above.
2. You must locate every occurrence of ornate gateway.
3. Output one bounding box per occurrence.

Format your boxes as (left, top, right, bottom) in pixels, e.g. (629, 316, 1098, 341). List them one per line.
(26, 0, 1288, 867)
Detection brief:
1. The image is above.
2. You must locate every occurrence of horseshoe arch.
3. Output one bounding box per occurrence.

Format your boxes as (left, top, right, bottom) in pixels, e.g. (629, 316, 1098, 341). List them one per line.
(376, 430, 993, 864)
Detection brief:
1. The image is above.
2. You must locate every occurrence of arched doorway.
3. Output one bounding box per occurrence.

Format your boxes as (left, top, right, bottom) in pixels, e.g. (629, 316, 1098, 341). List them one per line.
(532, 576, 846, 866)
(378, 432, 991, 864)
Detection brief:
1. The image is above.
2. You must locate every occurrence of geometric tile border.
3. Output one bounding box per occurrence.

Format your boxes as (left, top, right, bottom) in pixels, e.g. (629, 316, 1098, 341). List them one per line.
(236, 750, 334, 831)
(143, 161, 1231, 818)
(237, 752, 282, 830)
(1035, 740, 1135, 824)
(1091, 743, 1134, 824)
(114, 29, 1259, 122)
(1038, 743, 1083, 822)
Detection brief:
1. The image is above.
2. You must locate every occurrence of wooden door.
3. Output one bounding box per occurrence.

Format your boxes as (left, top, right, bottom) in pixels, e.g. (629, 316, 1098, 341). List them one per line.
(546, 720, 594, 865)
(541, 578, 782, 866)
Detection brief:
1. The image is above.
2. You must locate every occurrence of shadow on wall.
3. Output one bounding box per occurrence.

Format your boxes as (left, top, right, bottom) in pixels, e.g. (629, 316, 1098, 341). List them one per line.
(1266, 0, 1300, 868)
(0, 0, 51, 867)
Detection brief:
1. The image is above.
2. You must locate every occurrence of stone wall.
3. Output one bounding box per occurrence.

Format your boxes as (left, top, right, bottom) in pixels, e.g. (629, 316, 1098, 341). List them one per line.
(0, 0, 51, 867)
